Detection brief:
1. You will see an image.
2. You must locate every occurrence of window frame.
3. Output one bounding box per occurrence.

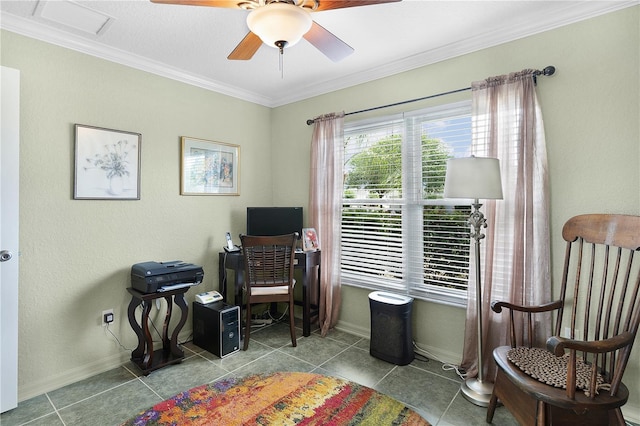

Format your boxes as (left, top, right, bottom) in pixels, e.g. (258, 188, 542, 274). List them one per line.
(341, 100, 473, 308)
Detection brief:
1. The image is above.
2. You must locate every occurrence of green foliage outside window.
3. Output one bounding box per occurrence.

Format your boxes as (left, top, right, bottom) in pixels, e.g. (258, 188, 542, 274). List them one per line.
(342, 133, 470, 291)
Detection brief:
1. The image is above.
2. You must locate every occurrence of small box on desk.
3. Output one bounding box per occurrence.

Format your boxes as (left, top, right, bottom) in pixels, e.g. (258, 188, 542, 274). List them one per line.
(193, 301, 240, 358)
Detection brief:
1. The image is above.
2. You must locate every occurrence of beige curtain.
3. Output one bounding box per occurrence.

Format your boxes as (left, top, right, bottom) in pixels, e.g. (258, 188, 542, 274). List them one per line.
(309, 112, 345, 336)
(461, 70, 551, 380)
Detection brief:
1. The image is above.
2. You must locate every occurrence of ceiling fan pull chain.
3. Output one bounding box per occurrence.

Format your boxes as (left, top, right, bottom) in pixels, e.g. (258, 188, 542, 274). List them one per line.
(280, 51, 284, 78)
(276, 40, 286, 78)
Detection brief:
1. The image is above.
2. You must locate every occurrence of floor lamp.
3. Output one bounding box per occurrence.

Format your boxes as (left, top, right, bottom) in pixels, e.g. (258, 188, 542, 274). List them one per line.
(444, 156, 503, 407)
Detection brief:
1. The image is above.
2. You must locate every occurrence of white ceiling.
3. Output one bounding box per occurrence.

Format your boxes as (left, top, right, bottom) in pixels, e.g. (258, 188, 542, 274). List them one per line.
(1, 0, 636, 107)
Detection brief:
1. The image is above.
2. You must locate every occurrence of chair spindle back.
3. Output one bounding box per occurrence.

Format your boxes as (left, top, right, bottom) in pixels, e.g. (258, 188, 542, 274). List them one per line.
(556, 214, 640, 385)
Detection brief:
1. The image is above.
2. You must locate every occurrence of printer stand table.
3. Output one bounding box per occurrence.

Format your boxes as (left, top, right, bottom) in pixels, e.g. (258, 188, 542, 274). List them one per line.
(126, 287, 188, 375)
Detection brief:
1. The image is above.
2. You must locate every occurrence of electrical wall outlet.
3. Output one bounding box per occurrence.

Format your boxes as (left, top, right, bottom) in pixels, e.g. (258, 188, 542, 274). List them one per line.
(102, 309, 114, 326)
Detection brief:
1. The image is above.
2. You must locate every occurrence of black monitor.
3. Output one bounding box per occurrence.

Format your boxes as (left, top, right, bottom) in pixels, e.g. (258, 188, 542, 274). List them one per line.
(246, 207, 303, 239)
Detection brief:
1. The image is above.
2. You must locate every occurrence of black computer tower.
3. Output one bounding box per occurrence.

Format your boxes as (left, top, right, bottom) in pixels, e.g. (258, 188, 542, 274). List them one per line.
(193, 301, 240, 358)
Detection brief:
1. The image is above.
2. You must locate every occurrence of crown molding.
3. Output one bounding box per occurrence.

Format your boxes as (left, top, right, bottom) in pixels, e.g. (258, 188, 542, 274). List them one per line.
(268, 1, 639, 106)
(0, 13, 274, 107)
(2, 1, 638, 108)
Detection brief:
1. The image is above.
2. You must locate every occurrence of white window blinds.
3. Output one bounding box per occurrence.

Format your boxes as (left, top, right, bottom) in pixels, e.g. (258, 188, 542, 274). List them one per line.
(341, 101, 473, 306)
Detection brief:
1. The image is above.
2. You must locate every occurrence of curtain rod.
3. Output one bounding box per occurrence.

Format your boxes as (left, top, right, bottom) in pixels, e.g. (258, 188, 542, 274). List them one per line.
(306, 65, 556, 125)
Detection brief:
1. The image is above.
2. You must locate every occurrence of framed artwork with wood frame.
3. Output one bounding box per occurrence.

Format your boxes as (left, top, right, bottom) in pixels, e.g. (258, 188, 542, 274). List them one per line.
(74, 124, 141, 200)
(180, 137, 240, 195)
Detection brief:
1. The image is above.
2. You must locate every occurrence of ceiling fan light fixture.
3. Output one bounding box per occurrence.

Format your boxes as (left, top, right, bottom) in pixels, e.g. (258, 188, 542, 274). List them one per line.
(247, 3, 312, 49)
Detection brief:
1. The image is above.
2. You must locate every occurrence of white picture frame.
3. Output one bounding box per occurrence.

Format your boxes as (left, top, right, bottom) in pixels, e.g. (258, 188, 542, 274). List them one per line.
(302, 228, 320, 251)
(74, 124, 141, 200)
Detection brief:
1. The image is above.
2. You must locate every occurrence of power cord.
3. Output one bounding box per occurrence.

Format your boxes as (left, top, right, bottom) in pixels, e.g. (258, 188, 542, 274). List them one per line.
(179, 333, 193, 345)
(148, 316, 163, 342)
(413, 341, 467, 380)
(222, 251, 229, 294)
(247, 306, 289, 328)
(104, 323, 134, 351)
(413, 352, 430, 363)
(250, 322, 269, 329)
(105, 298, 197, 354)
(138, 302, 164, 344)
(267, 306, 289, 322)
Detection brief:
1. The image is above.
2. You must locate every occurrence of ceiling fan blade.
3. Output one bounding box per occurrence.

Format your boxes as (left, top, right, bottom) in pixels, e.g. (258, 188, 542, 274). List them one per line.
(150, 0, 244, 8)
(149, 1, 401, 10)
(314, 0, 401, 12)
(228, 31, 262, 60)
(303, 21, 353, 62)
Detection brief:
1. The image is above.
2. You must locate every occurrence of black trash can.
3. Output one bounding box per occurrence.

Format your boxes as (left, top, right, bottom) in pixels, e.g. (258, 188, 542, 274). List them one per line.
(369, 291, 414, 365)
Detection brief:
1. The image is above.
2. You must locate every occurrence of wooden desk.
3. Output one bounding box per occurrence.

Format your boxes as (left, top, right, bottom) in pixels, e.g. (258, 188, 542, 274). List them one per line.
(218, 250, 321, 337)
(126, 287, 188, 375)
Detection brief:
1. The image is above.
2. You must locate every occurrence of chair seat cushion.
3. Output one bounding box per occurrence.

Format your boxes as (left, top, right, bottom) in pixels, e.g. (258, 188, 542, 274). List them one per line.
(250, 279, 296, 296)
(507, 347, 607, 395)
(493, 346, 629, 412)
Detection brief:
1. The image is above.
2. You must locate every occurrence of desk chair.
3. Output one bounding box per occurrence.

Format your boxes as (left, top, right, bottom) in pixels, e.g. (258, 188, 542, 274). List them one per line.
(486, 214, 640, 425)
(240, 233, 298, 351)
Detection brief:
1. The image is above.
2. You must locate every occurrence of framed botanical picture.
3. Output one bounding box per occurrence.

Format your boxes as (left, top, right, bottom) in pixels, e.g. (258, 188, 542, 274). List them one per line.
(302, 228, 320, 251)
(180, 137, 240, 195)
(74, 124, 141, 200)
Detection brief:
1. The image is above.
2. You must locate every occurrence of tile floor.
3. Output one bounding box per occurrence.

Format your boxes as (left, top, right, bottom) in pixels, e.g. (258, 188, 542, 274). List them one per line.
(1, 320, 636, 426)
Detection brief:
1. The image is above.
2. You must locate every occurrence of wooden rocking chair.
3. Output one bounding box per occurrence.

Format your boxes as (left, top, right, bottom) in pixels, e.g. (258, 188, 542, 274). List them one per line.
(486, 214, 640, 425)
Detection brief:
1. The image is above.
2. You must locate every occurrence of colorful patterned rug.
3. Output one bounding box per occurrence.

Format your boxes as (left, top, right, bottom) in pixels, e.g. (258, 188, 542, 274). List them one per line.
(121, 371, 430, 425)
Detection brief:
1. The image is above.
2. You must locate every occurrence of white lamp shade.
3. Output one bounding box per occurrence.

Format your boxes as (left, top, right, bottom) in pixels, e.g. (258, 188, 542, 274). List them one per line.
(444, 157, 504, 200)
(247, 3, 312, 48)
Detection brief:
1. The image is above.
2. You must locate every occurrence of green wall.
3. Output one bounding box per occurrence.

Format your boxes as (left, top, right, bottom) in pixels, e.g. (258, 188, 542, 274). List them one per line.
(2, 5, 638, 421)
(1, 30, 273, 399)
(272, 6, 640, 419)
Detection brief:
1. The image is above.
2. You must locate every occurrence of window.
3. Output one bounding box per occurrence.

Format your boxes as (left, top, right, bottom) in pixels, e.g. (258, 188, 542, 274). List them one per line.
(341, 101, 472, 306)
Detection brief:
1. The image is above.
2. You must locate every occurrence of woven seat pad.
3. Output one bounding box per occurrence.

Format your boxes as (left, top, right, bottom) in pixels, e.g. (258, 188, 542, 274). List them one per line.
(507, 347, 607, 395)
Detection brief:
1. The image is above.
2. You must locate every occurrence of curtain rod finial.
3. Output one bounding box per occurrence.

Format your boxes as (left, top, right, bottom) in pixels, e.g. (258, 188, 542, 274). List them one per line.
(543, 66, 555, 76)
(306, 119, 315, 126)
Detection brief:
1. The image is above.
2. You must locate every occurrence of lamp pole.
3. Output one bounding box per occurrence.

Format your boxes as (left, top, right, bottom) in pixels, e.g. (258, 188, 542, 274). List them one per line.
(460, 199, 494, 406)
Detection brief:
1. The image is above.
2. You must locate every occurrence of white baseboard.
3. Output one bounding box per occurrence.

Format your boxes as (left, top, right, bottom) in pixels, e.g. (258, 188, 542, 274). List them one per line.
(335, 319, 462, 367)
(19, 351, 130, 402)
(411, 343, 463, 368)
(622, 403, 639, 425)
(18, 324, 639, 425)
(334, 320, 368, 340)
(18, 328, 194, 402)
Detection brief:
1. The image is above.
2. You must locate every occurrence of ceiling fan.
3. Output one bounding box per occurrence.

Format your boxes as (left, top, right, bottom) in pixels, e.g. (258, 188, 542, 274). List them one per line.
(150, 0, 401, 62)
